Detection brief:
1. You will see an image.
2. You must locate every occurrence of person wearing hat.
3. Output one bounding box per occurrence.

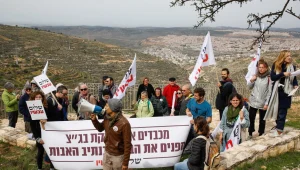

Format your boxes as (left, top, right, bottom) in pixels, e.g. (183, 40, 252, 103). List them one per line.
(31, 79, 41, 92)
(2, 82, 20, 128)
(18, 84, 33, 136)
(90, 99, 132, 170)
(163, 77, 180, 114)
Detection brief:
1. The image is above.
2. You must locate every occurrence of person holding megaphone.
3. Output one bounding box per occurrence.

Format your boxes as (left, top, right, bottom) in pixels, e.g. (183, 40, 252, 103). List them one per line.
(89, 99, 132, 170)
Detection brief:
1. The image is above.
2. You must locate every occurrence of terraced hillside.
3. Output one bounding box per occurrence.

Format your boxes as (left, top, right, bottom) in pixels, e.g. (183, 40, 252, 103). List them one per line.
(0, 25, 188, 89)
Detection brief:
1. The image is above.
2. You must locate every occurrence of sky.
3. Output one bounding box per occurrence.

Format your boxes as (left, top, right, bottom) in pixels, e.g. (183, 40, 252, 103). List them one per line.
(0, 0, 299, 28)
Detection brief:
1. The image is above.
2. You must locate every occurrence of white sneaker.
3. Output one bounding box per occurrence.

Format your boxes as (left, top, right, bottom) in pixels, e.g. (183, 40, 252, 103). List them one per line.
(270, 126, 277, 133)
(269, 130, 283, 138)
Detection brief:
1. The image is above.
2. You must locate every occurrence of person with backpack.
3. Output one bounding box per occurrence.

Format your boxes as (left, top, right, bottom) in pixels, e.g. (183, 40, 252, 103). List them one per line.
(215, 68, 236, 120)
(134, 91, 154, 118)
(150, 87, 168, 117)
(46, 85, 68, 121)
(174, 117, 209, 170)
(247, 59, 272, 139)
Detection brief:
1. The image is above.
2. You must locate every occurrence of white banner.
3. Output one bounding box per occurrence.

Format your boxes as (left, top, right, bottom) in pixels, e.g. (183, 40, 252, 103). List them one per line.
(113, 54, 137, 99)
(34, 74, 56, 94)
(42, 60, 49, 75)
(189, 32, 216, 86)
(245, 25, 264, 84)
(225, 116, 241, 151)
(26, 100, 47, 120)
(42, 116, 191, 169)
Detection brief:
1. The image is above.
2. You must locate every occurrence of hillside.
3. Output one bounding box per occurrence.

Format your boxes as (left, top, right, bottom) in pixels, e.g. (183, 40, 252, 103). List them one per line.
(0, 25, 187, 89)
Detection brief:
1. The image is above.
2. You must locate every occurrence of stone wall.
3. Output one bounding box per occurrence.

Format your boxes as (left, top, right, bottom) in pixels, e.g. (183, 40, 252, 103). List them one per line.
(0, 126, 36, 149)
(217, 129, 300, 170)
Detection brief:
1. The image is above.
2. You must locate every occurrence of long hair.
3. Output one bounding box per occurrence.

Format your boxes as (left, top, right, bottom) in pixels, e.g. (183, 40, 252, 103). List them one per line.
(30, 91, 48, 108)
(274, 50, 291, 73)
(194, 116, 209, 137)
(228, 93, 244, 109)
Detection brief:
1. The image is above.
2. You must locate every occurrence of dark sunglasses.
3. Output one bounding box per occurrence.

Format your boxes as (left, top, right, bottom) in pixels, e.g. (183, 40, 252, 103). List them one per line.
(177, 92, 182, 94)
(80, 88, 88, 91)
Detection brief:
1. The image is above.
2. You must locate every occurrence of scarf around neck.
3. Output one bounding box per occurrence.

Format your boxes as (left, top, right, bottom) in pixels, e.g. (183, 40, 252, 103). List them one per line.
(284, 64, 295, 94)
(109, 112, 121, 128)
(257, 70, 270, 78)
(227, 105, 241, 122)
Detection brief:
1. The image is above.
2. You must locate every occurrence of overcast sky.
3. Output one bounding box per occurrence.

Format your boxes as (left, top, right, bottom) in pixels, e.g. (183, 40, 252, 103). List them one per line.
(0, 0, 299, 28)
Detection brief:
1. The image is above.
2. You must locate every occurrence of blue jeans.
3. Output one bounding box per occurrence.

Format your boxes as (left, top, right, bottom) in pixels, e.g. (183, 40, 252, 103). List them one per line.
(276, 108, 288, 132)
(174, 159, 189, 170)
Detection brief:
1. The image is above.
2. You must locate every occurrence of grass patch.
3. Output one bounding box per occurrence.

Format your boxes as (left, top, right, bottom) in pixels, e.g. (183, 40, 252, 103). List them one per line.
(286, 102, 300, 129)
(234, 151, 300, 170)
(0, 140, 50, 170)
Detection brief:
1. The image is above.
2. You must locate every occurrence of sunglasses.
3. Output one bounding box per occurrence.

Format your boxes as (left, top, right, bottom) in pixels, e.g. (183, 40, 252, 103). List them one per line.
(177, 92, 182, 94)
(80, 88, 88, 91)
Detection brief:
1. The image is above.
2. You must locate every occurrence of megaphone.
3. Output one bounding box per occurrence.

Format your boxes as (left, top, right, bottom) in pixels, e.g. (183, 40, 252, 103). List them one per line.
(78, 99, 103, 114)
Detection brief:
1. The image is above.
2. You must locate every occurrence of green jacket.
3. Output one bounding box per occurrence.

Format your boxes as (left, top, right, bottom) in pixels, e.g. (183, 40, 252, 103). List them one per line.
(2, 89, 18, 112)
(134, 99, 154, 118)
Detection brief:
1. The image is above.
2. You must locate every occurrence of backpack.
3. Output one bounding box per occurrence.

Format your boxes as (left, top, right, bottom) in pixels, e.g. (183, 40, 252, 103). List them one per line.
(197, 135, 220, 170)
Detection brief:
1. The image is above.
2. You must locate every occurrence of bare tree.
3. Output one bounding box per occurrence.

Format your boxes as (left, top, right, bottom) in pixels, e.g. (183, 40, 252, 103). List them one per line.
(170, 0, 300, 49)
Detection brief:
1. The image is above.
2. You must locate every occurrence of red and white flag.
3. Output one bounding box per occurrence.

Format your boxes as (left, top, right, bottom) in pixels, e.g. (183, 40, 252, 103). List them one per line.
(113, 54, 137, 99)
(245, 40, 262, 85)
(245, 25, 264, 84)
(189, 32, 216, 86)
(225, 116, 241, 151)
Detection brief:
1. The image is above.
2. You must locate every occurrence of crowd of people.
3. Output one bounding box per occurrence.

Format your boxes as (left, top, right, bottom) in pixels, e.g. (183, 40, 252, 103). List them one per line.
(1, 50, 298, 170)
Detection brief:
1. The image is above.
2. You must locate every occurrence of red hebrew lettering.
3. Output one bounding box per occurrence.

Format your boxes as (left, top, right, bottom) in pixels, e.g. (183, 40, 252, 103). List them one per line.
(203, 54, 209, 62)
(226, 140, 233, 149)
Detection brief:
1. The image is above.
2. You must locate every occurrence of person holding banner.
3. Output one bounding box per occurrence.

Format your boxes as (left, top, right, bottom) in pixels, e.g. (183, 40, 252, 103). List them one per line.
(47, 85, 67, 121)
(219, 93, 250, 152)
(90, 99, 132, 170)
(247, 59, 272, 139)
(174, 116, 209, 170)
(163, 77, 180, 114)
(29, 91, 55, 170)
(2, 82, 20, 128)
(186, 87, 212, 147)
(267, 50, 298, 137)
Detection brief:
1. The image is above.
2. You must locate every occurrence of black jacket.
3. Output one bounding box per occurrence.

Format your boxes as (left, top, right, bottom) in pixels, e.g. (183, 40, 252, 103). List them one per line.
(187, 137, 206, 170)
(150, 96, 168, 117)
(47, 96, 64, 121)
(270, 63, 298, 108)
(72, 91, 80, 115)
(216, 82, 236, 111)
(136, 84, 155, 101)
(18, 93, 31, 122)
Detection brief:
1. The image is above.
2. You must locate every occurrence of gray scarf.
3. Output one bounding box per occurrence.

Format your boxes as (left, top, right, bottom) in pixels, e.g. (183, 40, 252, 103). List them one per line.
(284, 64, 295, 95)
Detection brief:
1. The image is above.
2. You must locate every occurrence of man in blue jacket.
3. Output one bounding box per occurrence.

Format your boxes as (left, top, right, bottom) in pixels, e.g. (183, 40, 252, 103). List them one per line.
(18, 84, 33, 137)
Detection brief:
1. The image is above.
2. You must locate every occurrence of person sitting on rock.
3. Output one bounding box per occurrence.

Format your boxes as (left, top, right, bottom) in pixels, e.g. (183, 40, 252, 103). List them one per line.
(219, 93, 250, 152)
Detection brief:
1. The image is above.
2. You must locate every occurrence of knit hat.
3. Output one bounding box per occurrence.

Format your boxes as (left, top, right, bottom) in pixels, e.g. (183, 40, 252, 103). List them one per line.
(24, 84, 32, 90)
(107, 98, 122, 112)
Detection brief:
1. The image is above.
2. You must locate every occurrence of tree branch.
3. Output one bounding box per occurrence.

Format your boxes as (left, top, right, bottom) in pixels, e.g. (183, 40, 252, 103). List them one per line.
(286, 7, 300, 19)
(170, 0, 299, 49)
